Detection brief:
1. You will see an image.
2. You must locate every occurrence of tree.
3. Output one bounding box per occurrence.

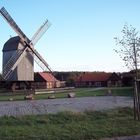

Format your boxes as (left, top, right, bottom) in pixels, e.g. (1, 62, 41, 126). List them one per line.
(114, 24, 140, 120)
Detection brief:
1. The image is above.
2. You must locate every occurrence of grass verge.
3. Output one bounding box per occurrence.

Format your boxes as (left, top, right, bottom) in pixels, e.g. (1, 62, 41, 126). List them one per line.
(0, 107, 139, 140)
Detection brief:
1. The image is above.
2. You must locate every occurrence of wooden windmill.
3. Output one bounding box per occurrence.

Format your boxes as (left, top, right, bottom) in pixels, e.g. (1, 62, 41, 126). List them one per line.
(0, 7, 53, 88)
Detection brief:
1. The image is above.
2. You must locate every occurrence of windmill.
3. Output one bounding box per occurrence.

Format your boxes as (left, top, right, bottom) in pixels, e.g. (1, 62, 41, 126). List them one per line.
(0, 7, 53, 89)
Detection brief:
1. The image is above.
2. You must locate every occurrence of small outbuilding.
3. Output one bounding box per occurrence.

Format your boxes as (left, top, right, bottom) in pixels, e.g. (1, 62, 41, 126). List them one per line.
(34, 72, 61, 89)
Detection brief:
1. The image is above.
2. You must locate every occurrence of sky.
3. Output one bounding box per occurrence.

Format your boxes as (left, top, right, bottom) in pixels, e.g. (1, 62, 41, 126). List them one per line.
(0, 0, 140, 72)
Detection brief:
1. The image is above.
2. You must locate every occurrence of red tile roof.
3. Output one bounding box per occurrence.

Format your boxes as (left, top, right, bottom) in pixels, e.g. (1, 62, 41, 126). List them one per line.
(38, 72, 58, 82)
(76, 72, 112, 82)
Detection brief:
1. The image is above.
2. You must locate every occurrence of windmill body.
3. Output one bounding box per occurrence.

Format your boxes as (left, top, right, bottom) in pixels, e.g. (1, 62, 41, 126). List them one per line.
(3, 36, 34, 81)
(0, 7, 53, 88)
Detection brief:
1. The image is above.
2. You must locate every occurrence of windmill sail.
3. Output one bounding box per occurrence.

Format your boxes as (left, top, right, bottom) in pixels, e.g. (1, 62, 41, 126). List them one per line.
(27, 45, 53, 72)
(0, 7, 30, 44)
(31, 20, 51, 46)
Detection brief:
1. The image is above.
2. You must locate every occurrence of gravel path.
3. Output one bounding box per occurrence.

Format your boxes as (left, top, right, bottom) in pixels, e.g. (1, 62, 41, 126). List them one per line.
(0, 96, 133, 116)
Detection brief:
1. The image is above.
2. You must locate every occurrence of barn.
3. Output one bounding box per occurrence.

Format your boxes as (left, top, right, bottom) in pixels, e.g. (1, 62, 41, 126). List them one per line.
(75, 72, 122, 87)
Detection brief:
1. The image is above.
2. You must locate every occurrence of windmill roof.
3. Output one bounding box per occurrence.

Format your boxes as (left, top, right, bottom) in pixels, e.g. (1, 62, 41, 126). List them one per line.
(3, 36, 22, 51)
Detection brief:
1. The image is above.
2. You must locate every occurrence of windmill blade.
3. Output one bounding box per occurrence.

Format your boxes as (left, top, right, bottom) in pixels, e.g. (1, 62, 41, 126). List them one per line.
(31, 20, 51, 46)
(0, 7, 30, 44)
(28, 45, 53, 72)
(31, 47, 53, 72)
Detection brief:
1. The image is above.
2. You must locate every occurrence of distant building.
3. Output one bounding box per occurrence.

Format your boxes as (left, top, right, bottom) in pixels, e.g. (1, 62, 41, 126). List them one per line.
(75, 72, 122, 87)
(34, 72, 61, 89)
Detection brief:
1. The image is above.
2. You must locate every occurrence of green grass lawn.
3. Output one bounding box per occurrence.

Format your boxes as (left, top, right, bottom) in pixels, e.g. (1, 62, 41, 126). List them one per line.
(35, 87, 133, 99)
(0, 87, 133, 101)
(74, 87, 133, 97)
(0, 107, 139, 140)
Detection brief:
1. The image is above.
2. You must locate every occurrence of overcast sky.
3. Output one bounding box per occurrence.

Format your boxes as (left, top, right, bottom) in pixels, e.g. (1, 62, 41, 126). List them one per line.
(0, 0, 140, 72)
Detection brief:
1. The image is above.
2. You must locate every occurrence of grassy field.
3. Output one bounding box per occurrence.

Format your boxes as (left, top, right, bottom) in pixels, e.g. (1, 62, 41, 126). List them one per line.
(0, 87, 133, 101)
(0, 107, 139, 140)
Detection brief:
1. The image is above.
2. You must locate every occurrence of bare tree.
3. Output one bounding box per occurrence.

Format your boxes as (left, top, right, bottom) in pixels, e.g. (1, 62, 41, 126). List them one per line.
(114, 24, 140, 120)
